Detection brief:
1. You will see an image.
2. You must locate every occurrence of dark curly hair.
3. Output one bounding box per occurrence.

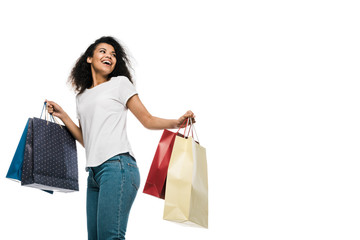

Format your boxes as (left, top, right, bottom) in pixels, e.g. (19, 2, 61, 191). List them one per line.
(68, 36, 133, 94)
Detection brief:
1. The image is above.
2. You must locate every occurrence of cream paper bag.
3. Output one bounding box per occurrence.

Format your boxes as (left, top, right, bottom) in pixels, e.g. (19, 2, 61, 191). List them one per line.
(163, 125, 208, 228)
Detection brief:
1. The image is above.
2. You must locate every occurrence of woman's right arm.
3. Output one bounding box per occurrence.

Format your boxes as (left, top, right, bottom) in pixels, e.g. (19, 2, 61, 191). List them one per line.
(45, 100, 84, 147)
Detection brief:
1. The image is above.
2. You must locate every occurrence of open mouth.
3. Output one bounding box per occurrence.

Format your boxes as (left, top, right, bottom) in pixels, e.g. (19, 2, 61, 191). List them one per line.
(102, 60, 112, 66)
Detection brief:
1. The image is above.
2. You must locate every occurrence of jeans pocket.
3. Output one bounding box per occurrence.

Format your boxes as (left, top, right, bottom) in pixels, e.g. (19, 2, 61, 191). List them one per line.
(127, 162, 140, 191)
(87, 168, 99, 188)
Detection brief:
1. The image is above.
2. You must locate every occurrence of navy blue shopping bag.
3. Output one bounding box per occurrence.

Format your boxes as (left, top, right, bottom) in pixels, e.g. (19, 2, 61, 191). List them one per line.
(21, 103, 79, 192)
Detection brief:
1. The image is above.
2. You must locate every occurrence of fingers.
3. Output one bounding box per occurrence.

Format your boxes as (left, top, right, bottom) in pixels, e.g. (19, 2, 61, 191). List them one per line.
(45, 99, 57, 115)
(181, 110, 196, 125)
(45, 100, 54, 113)
(190, 117, 196, 124)
(185, 110, 195, 119)
(186, 111, 196, 122)
(187, 111, 196, 124)
(45, 99, 56, 108)
(180, 111, 194, 120)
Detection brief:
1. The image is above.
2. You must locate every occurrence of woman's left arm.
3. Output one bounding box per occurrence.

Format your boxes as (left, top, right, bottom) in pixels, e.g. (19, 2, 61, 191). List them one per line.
(127, 94, 195, 130)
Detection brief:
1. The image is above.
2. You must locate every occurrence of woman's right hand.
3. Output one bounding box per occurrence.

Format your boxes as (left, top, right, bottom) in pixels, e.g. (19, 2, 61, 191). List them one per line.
(45, 99, 67, 120)
(45, 99, 84, 147)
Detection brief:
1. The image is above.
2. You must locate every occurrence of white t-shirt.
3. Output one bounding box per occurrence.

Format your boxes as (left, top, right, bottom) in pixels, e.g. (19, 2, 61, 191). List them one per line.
(76, 76, 137, 168)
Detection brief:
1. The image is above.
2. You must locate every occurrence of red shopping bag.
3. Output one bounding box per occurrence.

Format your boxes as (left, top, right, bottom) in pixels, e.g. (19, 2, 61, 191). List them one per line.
(143, 120, 189, 199)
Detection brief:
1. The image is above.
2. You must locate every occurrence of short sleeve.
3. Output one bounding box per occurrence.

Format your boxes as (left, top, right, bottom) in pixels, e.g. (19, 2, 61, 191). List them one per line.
(116, 76, 137, 107)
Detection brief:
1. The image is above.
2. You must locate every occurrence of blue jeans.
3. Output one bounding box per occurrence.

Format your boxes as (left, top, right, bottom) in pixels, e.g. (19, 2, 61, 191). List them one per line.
(87, 153, 140, 240)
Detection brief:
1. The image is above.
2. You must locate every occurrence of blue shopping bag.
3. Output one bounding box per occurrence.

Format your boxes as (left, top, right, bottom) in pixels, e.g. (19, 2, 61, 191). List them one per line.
(7, 102, 78, 194)
(6, 119, 29, 181)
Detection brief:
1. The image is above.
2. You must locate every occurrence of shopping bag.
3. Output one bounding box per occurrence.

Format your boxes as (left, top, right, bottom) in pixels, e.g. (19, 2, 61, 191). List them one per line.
(6, 119, 30, 181)
(143, 130, 177, 199)
(143, 121, 190, 199)
(163, 122, 208, 228)
(21, 103, 79, 192)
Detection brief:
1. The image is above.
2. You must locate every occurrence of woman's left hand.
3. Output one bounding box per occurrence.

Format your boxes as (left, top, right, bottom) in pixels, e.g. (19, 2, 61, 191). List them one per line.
(176, 110, 196, 128)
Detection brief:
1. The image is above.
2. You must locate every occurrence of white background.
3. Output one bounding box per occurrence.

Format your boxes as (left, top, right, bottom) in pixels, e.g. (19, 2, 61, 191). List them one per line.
(0, 0, 359, 239)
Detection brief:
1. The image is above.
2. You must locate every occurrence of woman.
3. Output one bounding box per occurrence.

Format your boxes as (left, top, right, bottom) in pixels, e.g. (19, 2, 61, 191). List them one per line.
(46, 36, 195, 240)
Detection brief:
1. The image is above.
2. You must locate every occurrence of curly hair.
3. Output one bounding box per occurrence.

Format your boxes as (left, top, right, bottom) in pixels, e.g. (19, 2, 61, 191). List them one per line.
(68, 36, 133, 94)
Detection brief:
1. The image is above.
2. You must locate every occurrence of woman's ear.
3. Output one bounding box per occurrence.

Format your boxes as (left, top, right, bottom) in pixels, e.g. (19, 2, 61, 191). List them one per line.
(87, 56, 92, 64)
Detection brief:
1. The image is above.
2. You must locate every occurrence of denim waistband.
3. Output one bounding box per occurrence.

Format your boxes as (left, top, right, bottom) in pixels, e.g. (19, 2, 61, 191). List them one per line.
(108, 152, 131, 161)
(86, 152, 135, 172)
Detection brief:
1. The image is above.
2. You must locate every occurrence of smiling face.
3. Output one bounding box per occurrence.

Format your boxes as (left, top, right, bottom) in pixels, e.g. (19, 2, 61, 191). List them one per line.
(87, 43, 117, 78)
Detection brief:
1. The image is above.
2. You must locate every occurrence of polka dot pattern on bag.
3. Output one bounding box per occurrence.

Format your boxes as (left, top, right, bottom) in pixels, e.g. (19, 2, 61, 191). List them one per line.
(21, 118, 79, 192)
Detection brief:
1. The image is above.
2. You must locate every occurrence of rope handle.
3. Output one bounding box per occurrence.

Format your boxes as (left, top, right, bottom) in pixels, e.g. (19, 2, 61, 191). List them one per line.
(189, 118, 200, 143)
(40, 102, 63, 129)
(176, 118, 190, 136)
(175, 118, 199, 143)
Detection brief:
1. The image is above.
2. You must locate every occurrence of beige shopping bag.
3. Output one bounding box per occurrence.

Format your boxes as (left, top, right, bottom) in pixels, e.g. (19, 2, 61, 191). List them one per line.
(163, 123, 208, 228)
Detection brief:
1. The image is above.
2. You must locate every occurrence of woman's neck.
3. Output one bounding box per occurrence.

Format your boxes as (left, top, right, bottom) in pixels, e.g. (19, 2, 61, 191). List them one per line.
(91, 71, 108, 88)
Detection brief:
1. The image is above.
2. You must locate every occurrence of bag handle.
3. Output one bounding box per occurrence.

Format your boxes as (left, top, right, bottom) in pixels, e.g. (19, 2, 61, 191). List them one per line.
(175, 118, 199, 142)
(189, 118, 200, 143)
(40, 102, 63, 129)
(180, 118, 199, 143)
(177, 117, 198, 140)
(176, 118, 189, 136)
